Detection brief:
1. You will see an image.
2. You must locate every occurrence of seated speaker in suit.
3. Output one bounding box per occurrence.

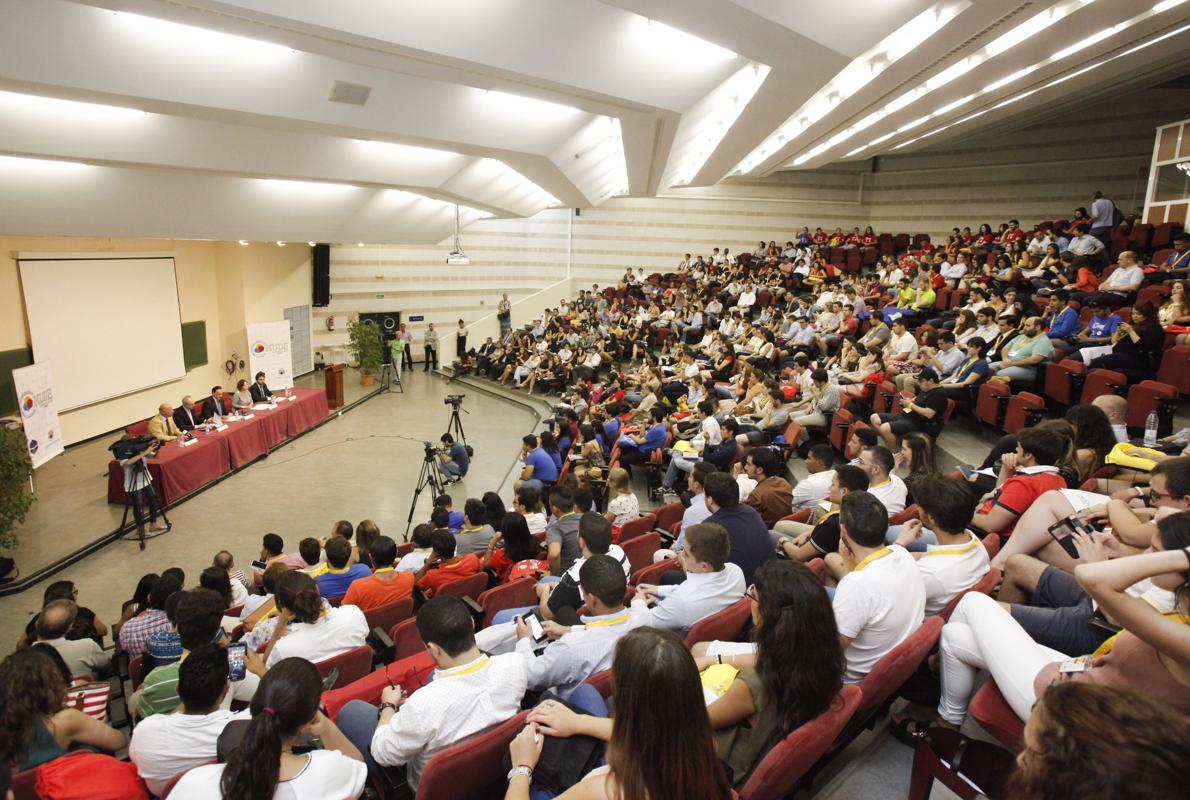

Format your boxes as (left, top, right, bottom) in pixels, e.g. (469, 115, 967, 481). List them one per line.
(249, 371, 273, 403)
(172, 396, 199, 432)
(148, 403, 182, 441)
(199, 386, 226, 422)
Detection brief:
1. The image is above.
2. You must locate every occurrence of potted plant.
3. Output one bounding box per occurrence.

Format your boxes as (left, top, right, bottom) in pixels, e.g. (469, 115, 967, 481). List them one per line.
(346, 318, 383, 386)
(0, 424, 34, 557)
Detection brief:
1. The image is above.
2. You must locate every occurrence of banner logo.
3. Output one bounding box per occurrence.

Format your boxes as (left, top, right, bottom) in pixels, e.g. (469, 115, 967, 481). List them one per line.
(252, 342, 267, 355)
(28, 439, 38, 455)
(20, 393, 35, 417)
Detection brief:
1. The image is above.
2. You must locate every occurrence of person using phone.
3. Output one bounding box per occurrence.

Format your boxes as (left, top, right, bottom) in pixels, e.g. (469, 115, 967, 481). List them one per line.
(128, 644, 250, 796)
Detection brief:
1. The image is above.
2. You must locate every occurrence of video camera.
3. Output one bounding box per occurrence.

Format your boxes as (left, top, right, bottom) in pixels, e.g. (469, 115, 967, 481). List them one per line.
(444, 394, 465, 407)
(109, 434, 159, 460)
(423, 441, 443, 459)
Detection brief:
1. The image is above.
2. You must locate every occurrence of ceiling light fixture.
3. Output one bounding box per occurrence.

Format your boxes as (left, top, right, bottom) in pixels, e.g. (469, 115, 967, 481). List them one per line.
(238, 240, 249, 246)
(663, 62, 770, 189)
(257, 178, 356, 191)
(733, 1, 966, 174)
(0, 154, 91, 170)
(893, 20, 1190, 150)
(276, 241, 286, 247)
(642, 18, 737, 61)
(112, 11, 292, 57)
(0, 90, 144, 118)
(846, 0, 1185, 162)
(481, 89, 582, 118)
(359, 140, 460, 159)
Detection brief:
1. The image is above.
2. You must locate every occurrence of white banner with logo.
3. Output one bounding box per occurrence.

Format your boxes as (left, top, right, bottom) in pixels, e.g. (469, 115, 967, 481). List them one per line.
(247, 320, 295, 390)
(12, 361, 65, 469)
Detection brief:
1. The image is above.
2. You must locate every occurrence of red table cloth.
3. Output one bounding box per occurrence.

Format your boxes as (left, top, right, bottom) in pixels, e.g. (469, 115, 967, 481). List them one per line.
(107, 388, 330, 505)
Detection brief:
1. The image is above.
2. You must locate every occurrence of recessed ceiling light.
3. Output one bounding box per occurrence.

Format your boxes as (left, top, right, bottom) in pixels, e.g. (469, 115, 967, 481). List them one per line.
(357, 242, 365, 247)
(0, 90, 144, 118)
(238, 240, 249, 246)
(307, 241, 316, 247)
(0, 154, 90, 170)
(113, 11, 291, 58)
(276, 241, 286, 247)
(481, 90, 581, 118)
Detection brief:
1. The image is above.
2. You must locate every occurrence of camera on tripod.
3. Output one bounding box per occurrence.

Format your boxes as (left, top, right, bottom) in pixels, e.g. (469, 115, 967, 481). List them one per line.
(109, 435, 159, 460)
(423, 441, 444, 459)
(444, 394, 465, 407)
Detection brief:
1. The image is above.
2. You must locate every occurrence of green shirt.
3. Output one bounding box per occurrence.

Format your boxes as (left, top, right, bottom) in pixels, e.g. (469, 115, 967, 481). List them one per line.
(1002, 332, 1055, 364)
(135, 661, 181, 718)
(713, 668, 778, 789)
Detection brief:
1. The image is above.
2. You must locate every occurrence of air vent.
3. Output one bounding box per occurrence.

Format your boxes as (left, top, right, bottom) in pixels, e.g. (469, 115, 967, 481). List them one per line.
(328, 80, 372, 106)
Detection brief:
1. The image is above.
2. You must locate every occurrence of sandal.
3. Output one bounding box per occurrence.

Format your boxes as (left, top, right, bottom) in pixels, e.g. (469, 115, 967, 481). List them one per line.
(888, 715, 933, 748)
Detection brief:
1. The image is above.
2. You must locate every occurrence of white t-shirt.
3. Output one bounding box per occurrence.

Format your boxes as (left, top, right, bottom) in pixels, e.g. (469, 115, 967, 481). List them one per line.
(868, 475, 908, 516)
(606, 493, 640, 527)
(267, 605, 369, 668)
(833, 546, 926, 684)
(396, 548, 432, 574)
(522, 512, 549, 535)
(168, 749, 367, 800)
(700, 415, 722, 446)
(916, 533, 991, 616)
(887, 331, 918, 359)
(129, 709, 249, 796)
(791, 469, 835, 510)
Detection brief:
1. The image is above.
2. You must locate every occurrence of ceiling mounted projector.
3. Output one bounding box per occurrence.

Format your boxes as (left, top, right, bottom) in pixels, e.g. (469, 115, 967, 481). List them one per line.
(446, 204, 470, 266)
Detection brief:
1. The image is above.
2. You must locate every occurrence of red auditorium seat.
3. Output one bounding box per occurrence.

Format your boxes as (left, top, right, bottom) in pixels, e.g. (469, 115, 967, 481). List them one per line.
(1124, 380, 1179, 431)
(830, 407, 853, 451)
(1152, 221, 1181, 250)
(739, 685, 863, 800)
(1137, 283, 1171, 309)
(889, 505, 920, 525)
(477, 577, 537, 628)
(313, 644, 373, 690)
(843, 617, 944, 740)
(969, 680, 1024, 751)
(124, 419, 151, 436)
(616, 512, 657, 544)
(806, 557, 826, 582)
(1131, 223, 1153, 250)
(1157, 346, 1190, 395)
(1003, 392, 1046, 434)
(620, 531, 661, 575)
(862, 246, 878, 266)
(684, 597, 751, 650)
(416, 712, 532, 800)
(362, 596, 414, 635)
(873, 381, 897, 415)
(974, 381, 1011, 429)
(1043, 359, 1086, 406)
(982, 534, 1002, 560)
(878, 233, 894, 256)
(389, 617, 425, 662)
(631, 556, 679, 586)
(845, 248, 861, 273)
(936, 568, 1001, 622)
(1079, 368, 1127, 404)
(436, 572, 489, 602)
(652, 501, 684, 535)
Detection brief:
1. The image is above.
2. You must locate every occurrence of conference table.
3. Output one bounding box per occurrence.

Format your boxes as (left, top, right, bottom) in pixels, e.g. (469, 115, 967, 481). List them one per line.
(107, 388, 329, 506)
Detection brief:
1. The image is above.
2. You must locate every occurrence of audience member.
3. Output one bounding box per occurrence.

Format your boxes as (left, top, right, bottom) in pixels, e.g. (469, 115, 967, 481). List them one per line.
(415, 530, 483, 598)
(631, 523, 745, 634)
(342, 535, 416, 609)
(703, 472, 774, 584)
(314, 537, 373, 599)
(263, 571, 368, 668)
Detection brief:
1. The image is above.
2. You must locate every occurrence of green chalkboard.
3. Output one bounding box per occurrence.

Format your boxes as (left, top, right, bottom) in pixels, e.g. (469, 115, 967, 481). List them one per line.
(0, 347, 34, 416)
(181, 321, 207, 372)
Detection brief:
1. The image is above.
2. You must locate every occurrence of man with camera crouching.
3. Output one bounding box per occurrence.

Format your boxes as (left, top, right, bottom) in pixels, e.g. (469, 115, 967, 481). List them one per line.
(438, 433, 469, 484)
(117, 435, 167, 534)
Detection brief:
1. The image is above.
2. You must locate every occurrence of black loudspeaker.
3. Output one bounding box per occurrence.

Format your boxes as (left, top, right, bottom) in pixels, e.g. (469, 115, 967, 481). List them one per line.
(312, 244, 330, 307)
(358, 311, 401, 364)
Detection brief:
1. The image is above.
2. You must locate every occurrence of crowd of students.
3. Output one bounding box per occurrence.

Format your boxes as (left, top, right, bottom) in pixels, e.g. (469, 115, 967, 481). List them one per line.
(2, 211, 1189, 799)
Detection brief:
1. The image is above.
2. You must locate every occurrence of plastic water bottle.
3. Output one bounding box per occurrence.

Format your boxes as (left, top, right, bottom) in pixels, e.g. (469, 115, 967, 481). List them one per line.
(1144, 410, 1159, 447)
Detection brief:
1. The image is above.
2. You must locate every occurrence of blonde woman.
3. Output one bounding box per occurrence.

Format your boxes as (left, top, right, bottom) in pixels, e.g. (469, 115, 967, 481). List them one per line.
(604, 468, 640, 528)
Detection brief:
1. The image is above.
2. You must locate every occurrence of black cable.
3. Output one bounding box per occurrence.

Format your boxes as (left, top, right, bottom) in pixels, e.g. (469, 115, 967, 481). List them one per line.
(251, 433, 433, 470)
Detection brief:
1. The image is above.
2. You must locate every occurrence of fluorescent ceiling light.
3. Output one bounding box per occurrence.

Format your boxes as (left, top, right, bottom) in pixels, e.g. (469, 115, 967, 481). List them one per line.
(802, 0, 1100, 165)
(359, 140, 459, 159)
(113, 11, 291, 57)
(0, 154, 90, 170)
(733, 1, 966, 174)
(257, 178, 356, 191)
(0, 90, 144, 118)
(664, 62, 770, 188)
(481, 90, 582, 118)
(238, 240, 249, 245)
(1050, 24, 1125, 61)
(1154, 0, 1187, 12)
(642, 18, 737, 61)
(894, 21, 1190, 150)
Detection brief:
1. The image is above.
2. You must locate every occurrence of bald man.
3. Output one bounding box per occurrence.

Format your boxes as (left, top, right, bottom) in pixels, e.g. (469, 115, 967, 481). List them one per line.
(988, 316, 1055, 385)
(147, 403, 181, 441)
(172, 395, 198, 432)
(37, 599, 111, 678)
(1092, 393, 1129, 443)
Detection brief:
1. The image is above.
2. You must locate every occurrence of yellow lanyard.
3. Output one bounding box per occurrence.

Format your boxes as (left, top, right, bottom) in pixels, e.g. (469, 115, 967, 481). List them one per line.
(441, 655, 490, 678)
(853, 547, 892, 572)
(1092, 612, 1190, 658)
(870, 479, 892, 490)
(584, 611, 631, 628)
(374, 567, 395, 575)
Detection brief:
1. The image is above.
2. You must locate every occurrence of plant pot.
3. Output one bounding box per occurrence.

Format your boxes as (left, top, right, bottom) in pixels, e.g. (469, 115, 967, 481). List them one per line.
(361, 373, 375, 386)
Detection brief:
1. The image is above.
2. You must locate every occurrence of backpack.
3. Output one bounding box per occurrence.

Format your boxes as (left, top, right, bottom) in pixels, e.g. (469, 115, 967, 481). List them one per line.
(1111, 203, 1124, 227)
(35, 754, 148, 800)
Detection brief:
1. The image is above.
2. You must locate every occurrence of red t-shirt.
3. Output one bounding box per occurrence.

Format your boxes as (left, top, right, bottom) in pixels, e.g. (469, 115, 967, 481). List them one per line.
(812, 231, 829, 244)
(1002, 228, 1025, 243)
(846, 234, 861, 246)
(979, 471, 1067, 536)
(418, 554, 482, 597)
(861, 234, 878, 246)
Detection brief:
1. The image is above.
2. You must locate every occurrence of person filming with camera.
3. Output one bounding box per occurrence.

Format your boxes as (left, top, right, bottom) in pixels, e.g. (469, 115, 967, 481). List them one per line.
(438, 433, 469, 484)
(117, 435, 168, 535)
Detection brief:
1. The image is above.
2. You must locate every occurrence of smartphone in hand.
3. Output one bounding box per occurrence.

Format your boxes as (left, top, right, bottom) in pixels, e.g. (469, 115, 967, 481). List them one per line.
(227, 643, 247, 681)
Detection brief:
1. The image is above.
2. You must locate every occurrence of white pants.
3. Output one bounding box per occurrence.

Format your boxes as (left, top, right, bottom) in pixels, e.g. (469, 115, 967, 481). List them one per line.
(937, 593, 1065, 725)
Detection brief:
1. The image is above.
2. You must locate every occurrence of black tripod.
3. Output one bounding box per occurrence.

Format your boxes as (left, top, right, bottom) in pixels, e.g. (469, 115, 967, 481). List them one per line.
(405, 447, 447, 536)
(445, 402, 468, 446)
(120, 456, 171, 551)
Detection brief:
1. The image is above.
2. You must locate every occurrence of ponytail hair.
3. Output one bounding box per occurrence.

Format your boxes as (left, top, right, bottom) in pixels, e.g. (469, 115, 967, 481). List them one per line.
(220, 658, 322, 800)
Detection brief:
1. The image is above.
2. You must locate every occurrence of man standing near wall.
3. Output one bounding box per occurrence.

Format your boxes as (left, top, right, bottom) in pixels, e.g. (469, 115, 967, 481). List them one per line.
(423, 323, 439, 372)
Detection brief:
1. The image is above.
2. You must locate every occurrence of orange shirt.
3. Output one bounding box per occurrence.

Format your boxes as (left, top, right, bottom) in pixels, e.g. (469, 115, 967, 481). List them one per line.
(342, 569, 415, 610)
(418, 554, 482, 597)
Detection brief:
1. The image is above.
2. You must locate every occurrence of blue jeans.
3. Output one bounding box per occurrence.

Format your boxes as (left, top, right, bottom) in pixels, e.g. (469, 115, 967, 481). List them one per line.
(884, 524, 937, 552)
(441, 460, 462, 478)
(338, 699, 389, 783)
(662, 455, 696, 489)
(492, 606, 536, 625)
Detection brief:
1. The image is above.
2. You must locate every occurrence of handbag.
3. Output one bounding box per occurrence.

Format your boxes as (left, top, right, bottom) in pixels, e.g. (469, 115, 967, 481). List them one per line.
(503, 692, 605, 794)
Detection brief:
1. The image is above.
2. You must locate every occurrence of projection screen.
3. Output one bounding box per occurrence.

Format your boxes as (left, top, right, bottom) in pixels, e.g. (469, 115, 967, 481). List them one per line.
(18, 254, 186, 412)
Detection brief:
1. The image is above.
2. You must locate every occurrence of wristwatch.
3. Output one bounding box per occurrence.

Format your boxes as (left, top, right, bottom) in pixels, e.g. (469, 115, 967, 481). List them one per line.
(507, 765, 533, 782)
(377, 702, 398, 717)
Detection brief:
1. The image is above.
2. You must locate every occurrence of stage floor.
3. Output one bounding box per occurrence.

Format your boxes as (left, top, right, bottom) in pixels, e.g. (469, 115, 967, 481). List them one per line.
(0, 369, 536, 645)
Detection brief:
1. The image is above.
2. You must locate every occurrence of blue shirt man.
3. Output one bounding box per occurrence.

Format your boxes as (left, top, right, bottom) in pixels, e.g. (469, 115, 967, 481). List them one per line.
(1087, 310, 1121, 340)
(521, 434, 559, 489)
(1045, 303, 1081, 340)
(641, 422, 668, 454)
(314, 538, 372, 599)
(438, 434, 469, 479)
(702, 472, 774, 585)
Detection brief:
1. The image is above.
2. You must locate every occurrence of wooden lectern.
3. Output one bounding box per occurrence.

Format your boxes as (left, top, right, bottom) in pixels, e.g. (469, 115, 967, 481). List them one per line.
(324, 363, 345, 409)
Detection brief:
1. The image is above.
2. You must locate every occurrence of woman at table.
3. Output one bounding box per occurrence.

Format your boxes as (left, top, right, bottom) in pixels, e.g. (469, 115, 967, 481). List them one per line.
(232, 379, 253, 410)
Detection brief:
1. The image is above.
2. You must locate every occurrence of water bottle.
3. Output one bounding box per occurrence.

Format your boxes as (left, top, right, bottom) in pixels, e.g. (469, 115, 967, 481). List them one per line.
(1144, 410, 1159, 447)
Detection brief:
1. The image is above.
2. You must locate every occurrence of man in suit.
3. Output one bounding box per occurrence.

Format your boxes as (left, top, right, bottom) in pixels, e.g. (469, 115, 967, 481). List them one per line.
(172, 396, 199, 432)
(199, 386, 225, 422)
(148, 404, 182, 441)
(249, 371, 273, 403)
